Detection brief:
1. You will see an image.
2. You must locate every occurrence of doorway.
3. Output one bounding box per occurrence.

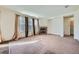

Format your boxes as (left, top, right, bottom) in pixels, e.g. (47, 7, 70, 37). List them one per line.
(64, 15, 74, 38)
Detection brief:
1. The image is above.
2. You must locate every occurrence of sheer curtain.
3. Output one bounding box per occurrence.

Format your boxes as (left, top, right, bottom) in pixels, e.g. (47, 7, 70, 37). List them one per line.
(28, 17, 33, 36)
(19, 16, 25, 37)
(34, 19, 39, 34)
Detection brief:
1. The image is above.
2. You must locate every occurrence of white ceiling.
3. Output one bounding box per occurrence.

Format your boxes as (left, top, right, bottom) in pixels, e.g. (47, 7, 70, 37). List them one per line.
(4, 5, 79, 18)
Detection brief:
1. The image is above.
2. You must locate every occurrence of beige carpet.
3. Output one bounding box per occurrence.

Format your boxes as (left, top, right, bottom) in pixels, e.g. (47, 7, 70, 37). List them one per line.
(0, 34, 79, 54)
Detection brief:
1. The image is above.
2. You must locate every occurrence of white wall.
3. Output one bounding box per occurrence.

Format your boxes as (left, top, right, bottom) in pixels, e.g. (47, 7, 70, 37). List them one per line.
(74, 12, 79, 41)
(47, 10, 79, 41)
(48, 16, 64, 37)
(39, 18, 48, 27)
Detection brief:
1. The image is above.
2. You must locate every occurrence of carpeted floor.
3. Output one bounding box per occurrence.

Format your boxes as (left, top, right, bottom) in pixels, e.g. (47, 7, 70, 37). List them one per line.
(0, 34, 79, 54)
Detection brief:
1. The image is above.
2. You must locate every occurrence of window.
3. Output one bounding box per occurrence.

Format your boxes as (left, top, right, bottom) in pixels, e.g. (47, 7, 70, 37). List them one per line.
(19, 16, 25, 37)
(28, 17, 33, 36)
(15, 15, 39, 38)
(34, 19, 39, 34)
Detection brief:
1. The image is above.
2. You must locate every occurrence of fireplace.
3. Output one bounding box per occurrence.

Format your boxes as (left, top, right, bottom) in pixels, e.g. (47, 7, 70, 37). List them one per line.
(39, 27, 47, 34)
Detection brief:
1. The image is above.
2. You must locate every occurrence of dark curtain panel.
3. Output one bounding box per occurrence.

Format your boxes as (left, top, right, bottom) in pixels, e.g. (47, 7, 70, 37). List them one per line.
(32, 18, 35, 35)
(37, 19, 40, 29)
(25, 17, 28, 37)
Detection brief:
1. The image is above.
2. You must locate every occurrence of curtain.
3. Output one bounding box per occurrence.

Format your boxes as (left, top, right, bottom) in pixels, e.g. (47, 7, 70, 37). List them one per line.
(28, 17, 33, 36)
(18, 16, 25, 37)
(0, 27, 3, 42)
(34, 19, 39, 34)
(25, 17, 28, 37)
(13, 14, 19, 40)
(33, 18, 35, 35)
(14, 16, 29, 39)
